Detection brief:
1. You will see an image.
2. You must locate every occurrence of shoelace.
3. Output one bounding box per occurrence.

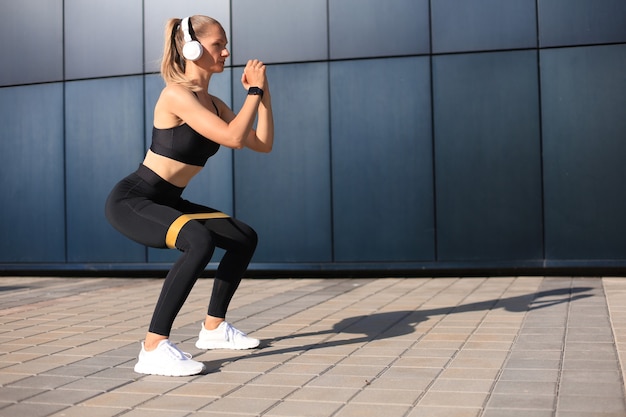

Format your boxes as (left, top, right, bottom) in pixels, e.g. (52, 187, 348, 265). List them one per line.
(162, 340, 192, 360)
(223, 322, 246, 341)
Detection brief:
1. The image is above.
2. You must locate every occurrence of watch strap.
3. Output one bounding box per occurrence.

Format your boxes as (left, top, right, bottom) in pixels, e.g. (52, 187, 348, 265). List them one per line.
(247, 86, 264, 98)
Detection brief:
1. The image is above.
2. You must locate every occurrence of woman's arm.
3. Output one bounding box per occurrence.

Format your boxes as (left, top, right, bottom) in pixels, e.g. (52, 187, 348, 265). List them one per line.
(239, 62, 274, 153)
(246, 89, 274, 153)
(157, 60, 268, 150)
(213, 91, 273, 153)
(157, 86, 259, 150)
(212, 63, 274, 153)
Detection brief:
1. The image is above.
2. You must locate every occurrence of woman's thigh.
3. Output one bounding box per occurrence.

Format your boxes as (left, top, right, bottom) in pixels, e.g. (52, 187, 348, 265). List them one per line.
(107, 196, 182, 248)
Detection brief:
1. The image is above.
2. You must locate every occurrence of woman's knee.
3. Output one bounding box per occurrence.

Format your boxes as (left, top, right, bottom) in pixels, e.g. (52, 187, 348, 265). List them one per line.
(246, 226, 258, 250)
(238, 222, 258, 254)
(177, 221, 215, 253)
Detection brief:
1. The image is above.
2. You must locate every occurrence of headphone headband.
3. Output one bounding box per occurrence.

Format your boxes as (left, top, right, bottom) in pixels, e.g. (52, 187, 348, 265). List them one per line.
(181, 17, 193, 42)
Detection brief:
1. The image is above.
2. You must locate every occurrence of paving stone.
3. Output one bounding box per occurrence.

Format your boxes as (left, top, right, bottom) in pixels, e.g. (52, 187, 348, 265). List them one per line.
(349, 387, 421, 405)
(285, 386, 359, 403)
(9, 374, 79, 390)
(264, 400, 343, 417)
(418, 391, 489, 408)
(0, 402, 67, 417)
(48, 405, 130, 417)
(24, 388, 101, 405)
(558, 395, 626, 413)
(486, 393, 555, 409)
(136, 393, 217, 412)
(199, 396, 277, 414)
(79, 391, 156, 408)
(407, 406, 482, 417)
(429, 378, 494, 393)
(227, 384, 297, 399)
(559, 380, 626, 397)
(333, 403, 411, 417)
(491, 380, 557, 395)
(481, 410, 554, 417)
(113, 410, 188, 417)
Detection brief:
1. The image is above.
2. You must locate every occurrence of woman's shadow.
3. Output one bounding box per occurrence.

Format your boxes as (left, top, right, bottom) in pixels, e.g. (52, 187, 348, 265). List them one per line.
(199, 286, 593, 372)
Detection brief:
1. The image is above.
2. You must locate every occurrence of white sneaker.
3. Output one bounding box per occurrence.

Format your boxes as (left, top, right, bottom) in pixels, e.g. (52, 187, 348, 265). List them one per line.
(134, 340, 205, 376)
(195, 322, 260, 350)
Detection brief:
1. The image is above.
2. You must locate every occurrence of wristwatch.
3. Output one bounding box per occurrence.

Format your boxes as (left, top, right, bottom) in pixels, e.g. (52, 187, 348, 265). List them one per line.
(247, 87, 264, 98)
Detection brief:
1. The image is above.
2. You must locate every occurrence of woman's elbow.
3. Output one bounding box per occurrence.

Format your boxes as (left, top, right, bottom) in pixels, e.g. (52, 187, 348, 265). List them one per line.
(229, 135, 246, 149)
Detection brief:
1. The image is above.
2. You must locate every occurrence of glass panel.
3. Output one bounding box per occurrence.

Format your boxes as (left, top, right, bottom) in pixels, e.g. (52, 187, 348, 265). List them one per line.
(539, 0, 626, 47)
(234, 63, 333, 263)
(433, 50, 543, 261)
(64, 0, 143, 79)
(65, 77, 146, 262)
(542, 45, 626, 259)
(0, 1, 63, 86)
(0, 84, 65, 262)
(431, 0, 537, 53)
(231, 0, 328, 65)
(331, 57, 434, 262)
(144, 0, 231, 73)
(329, 0, 430, 59)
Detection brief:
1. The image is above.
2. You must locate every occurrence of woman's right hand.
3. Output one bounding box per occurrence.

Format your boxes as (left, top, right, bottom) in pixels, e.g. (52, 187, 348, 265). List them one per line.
(241, 59, 267, 91)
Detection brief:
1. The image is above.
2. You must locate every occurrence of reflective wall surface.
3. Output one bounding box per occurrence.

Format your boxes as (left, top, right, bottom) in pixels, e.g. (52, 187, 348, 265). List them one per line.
(1, 0, 625, 272)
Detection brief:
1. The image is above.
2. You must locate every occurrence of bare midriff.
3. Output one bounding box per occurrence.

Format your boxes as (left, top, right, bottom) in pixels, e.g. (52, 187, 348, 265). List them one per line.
(142, 150, 203, 188)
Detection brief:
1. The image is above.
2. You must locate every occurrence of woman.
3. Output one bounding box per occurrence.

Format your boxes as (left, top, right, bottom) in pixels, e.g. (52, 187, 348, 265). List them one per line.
(105, 15, 273, 377)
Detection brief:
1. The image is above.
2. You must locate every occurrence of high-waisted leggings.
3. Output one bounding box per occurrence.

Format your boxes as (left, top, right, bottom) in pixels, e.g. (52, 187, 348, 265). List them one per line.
(105, 164, 257, 336)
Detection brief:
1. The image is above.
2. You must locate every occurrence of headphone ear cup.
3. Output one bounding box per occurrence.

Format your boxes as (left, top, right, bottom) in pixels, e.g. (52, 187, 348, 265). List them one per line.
(182, 40, 203, 61)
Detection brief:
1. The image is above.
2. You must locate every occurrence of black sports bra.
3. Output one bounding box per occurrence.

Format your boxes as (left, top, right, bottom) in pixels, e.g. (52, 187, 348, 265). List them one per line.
(149, 98, 221, 167)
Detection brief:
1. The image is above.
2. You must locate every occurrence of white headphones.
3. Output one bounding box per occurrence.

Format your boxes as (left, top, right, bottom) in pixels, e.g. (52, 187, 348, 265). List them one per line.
(181, 17, 203, 61)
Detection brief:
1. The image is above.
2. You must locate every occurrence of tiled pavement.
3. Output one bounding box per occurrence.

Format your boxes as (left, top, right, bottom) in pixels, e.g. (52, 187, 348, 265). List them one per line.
(1, 275, 626, 417)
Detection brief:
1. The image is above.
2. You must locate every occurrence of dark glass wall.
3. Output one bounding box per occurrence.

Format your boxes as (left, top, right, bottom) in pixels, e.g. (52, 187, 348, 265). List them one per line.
(1, 0, 625, 273)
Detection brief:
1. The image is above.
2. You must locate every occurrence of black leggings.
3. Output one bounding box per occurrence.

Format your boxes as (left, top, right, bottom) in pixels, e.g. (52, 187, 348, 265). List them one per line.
(105, 164, 257, 336)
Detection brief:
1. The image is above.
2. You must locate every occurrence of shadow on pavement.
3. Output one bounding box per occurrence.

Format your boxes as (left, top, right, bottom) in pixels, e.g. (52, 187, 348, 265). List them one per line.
(200, 286, 593, 372)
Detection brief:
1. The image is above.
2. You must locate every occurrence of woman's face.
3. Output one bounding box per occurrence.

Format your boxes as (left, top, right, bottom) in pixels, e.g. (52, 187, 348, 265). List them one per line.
(198, 24, 229, 72)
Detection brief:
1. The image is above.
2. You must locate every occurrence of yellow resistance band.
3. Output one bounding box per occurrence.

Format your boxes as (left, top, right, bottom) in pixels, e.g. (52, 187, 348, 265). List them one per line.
(165, 212, 230, 249)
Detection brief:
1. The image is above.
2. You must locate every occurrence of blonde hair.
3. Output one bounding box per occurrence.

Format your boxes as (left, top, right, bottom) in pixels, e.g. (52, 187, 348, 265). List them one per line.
(160, 15, 222, 92)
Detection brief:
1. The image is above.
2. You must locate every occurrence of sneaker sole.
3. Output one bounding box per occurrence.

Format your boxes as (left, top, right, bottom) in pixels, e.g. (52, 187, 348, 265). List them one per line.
(134, 363, 205, 377)
(195, 340, 260, 350)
